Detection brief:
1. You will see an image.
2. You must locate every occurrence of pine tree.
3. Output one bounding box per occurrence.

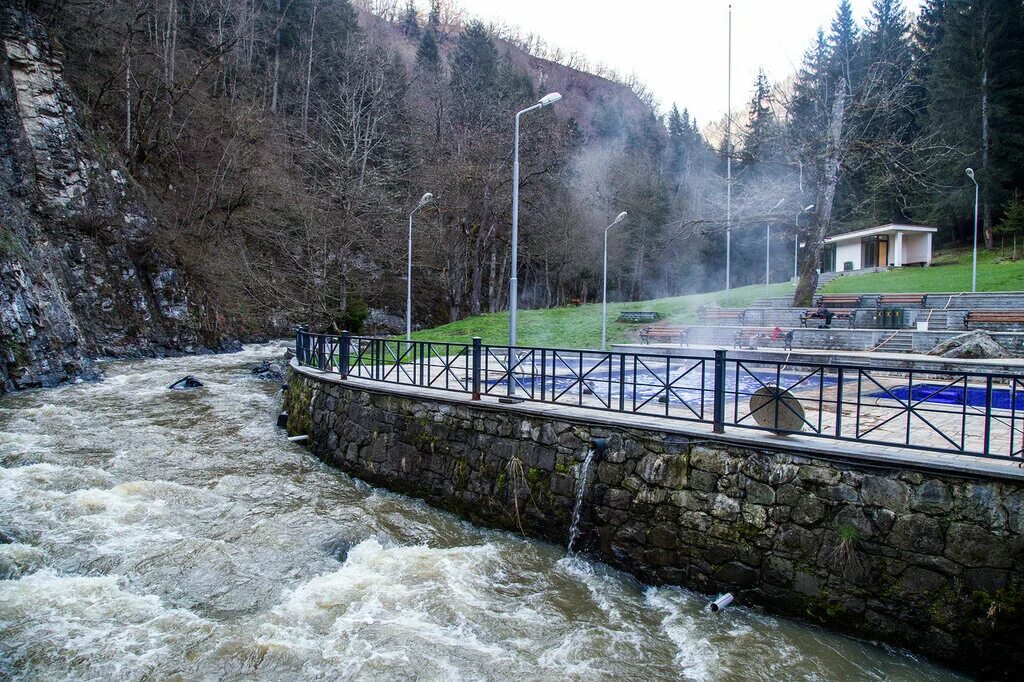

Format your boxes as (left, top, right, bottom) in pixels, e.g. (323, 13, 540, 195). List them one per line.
(400, 1, 420, 39)
(667, 104, 685, 178)
(416, 26, 440, 69)
(449, 22, 500, 127)
(744, 68, 778, 166)
(925, 0, 1024, 247)
(829, 0, 861, 89)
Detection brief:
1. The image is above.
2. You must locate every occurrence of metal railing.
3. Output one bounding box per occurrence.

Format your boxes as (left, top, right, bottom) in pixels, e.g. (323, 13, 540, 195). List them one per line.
(295, 330, 1024, 463)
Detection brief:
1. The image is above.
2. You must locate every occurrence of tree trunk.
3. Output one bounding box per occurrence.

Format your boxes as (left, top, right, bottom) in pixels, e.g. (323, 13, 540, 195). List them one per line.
(487, 245, 497, 312)
(980, 6, 993, 249)
(301, 0, 319, 135)
(794, 80, 846, 307)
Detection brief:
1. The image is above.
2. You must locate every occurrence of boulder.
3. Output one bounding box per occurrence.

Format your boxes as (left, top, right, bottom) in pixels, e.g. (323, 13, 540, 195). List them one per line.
(168, 375, 203, 389)
(928, 331, 1016, 359)
(252, 360, 286, 382)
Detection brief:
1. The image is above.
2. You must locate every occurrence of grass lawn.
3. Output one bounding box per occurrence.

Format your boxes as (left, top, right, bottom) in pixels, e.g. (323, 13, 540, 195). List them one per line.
(821, 248, 1024, 294)
(411, 282, 795, 349)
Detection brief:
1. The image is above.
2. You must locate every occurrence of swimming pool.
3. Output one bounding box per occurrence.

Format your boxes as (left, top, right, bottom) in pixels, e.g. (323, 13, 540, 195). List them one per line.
(871, 383, 1024, 410)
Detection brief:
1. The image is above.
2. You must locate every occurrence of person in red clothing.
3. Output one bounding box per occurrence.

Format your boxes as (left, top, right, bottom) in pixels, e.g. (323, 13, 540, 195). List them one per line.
(770, 326, 784, 340)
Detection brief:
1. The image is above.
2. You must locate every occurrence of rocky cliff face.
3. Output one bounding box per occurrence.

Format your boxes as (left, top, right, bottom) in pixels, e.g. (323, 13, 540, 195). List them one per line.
(0, 8, 217, 393)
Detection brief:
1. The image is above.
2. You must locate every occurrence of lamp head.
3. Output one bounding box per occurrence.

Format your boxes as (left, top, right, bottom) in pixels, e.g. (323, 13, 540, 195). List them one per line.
(418, 192, 433, 207)
(965, 168, 975, 180)
(804, 204, 815, 212)
(538, 92, 562, 107)
(614, 211, 628, 225)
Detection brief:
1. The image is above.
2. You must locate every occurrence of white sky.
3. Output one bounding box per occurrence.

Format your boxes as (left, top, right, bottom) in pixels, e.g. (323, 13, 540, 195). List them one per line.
(441, 0, 924, 124)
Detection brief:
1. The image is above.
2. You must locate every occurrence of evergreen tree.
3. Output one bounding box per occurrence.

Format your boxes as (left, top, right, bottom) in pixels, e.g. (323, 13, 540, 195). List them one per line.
(744, 68, 778, 166)
(856, 0, 914, 223)
(448, 22, 500, 127)
(400, 1, 420, 38)
(829, 0, 861, 89)
(925, 0, 1024, 247)
(428, 0, 443, 40)
(667, 104, 685, 178)
(416, 26, 440, 69)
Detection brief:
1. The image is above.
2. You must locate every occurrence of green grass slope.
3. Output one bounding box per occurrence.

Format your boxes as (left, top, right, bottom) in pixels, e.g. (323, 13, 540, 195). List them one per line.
(411, 282, 795, 349)
(821, 248, 1024, 294)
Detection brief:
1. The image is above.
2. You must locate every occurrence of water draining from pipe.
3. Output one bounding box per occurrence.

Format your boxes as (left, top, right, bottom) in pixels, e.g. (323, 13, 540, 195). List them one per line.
(567, 448, 596, 555)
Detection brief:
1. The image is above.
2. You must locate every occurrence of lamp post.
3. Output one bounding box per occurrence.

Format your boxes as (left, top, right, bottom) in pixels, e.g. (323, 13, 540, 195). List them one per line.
(601, 211, 628, 350)
(406, 192, 433, 341)
(510, 92, 562, 347)
(793, 204, 815, 281)
(966, 168, 979, 293)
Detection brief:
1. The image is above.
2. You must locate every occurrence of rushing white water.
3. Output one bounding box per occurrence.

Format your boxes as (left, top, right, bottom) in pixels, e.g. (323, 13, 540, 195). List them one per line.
(0, 344, 966, 680)
(567, 448, 596, 555)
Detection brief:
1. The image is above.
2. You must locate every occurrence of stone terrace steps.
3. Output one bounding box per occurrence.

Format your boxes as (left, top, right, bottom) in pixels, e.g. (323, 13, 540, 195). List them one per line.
(872, 331, 914, 353)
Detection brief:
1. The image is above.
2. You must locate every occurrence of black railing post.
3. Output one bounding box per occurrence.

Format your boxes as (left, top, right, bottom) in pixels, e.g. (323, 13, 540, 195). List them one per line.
(339, 330, 350, 380)
(295, 326, 303, 365)
(835, 366, 844, 438)
(713, 349, 727, 433)
(471, 337, 482, 400)
(983, 376, 993, 454)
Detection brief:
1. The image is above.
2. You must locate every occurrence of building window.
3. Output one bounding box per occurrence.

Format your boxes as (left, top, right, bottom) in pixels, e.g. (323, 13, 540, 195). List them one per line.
(822, 244, 837, 272)
(861, 235, 889, 268)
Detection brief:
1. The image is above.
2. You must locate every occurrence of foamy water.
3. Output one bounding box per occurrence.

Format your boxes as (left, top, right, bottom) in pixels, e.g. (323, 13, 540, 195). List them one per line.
(0, 344, 965, 680)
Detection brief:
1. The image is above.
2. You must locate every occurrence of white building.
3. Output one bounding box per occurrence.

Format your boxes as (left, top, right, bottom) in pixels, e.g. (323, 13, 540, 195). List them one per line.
(821, 224, 936, 273)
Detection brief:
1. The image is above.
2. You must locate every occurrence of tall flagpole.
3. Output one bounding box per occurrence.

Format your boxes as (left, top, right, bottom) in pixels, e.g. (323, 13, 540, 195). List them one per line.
(725, 3, 732, 291)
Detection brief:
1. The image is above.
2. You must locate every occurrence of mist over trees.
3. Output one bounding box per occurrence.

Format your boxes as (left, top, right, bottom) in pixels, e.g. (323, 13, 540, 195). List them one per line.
(22, 0, 1024, 331)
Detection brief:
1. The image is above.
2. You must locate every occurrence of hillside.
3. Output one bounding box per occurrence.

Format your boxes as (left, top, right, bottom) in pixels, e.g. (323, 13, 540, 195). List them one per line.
(0, 1, 665, 393)
(411, 282, 794, 348)
(821, 249, 1024, 294)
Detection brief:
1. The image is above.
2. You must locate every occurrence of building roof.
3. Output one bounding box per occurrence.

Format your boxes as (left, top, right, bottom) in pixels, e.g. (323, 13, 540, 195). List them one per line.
(824, 224, 938, 244)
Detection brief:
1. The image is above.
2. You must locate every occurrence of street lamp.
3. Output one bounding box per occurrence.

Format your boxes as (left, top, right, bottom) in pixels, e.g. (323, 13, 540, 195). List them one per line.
(601, 211, 629, 350)
(406, 192, 433, 341)
(966, 168, 979, 293)
(794, 204, 815, 281)
(510, 92, 562, 346)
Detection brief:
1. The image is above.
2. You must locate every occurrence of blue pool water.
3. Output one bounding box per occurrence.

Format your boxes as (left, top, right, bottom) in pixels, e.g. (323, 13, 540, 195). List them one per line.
(872, 383, 1023, 410)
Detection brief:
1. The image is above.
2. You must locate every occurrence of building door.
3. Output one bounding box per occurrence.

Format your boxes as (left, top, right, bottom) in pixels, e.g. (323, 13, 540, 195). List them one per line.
(822, 244, 837, 272)
(861, 236, 889, 268)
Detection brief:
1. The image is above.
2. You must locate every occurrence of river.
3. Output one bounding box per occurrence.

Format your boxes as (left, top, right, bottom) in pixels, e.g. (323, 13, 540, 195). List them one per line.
(0, 344, 965, 680)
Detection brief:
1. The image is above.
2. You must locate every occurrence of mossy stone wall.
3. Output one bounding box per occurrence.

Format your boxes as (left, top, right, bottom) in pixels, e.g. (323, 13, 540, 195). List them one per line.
(287, 368, 1024, 677)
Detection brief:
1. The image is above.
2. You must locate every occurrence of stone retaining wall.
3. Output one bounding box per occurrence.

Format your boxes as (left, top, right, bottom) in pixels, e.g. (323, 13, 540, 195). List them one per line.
(285, 367, 1024, 677)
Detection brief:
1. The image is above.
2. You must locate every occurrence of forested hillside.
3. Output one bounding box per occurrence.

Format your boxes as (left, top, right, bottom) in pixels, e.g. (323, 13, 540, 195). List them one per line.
(3, 0, 1024, 390)
(12, 0, 716, 335)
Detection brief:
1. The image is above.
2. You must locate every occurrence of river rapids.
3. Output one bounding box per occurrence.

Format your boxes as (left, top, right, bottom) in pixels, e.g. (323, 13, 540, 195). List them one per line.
(0, 344, 964, 680)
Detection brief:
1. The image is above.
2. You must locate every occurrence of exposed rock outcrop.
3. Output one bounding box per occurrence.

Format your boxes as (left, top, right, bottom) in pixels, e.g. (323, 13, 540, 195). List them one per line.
(0, 8, 218, 392)
(928, 330, 1018, 360)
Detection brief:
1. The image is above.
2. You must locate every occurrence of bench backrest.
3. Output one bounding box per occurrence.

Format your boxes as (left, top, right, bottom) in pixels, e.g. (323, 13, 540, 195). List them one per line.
(967, 311, 1024, 320)
(816, 294, 862, 307)
(620, 311, 659, 322)
(878, 294, 927, 305)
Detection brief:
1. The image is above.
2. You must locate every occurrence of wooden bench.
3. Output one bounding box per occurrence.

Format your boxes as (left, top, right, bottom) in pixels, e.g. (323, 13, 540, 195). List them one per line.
(733, 328, 793, 350)
(800, 309, 856, 328)
(964, 311, 1024, 329)
(640, 325, 689, 345)
(619, 311, 659, 323)
(700, 308, 746, 325)
(814, 294, 864, 308)
(877, 293, 928, 307)
(569, 298, 582, 307)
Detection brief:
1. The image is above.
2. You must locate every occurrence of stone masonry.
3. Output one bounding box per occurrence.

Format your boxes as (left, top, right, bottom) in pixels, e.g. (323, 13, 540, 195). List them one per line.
(285, 367, 1024, 678)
